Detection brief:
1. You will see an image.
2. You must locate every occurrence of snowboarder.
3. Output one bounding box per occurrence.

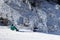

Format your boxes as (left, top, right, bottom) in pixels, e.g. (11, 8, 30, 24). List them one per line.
(10, 24, 19, 31)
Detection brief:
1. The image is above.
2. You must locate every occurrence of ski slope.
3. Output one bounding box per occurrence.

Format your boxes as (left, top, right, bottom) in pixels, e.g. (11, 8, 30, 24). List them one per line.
(0, 26, 60, 40)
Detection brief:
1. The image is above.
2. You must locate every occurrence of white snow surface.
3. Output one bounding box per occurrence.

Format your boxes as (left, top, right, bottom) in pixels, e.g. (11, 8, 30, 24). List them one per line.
(0, 26, 60, 40)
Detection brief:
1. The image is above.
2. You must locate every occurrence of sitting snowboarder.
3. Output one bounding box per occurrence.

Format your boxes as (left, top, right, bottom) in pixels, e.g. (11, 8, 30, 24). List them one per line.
(10, 24, 19, 31)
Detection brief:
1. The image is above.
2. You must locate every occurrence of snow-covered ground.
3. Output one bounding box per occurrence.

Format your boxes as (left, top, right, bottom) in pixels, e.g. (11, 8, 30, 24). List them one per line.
(1, 0, 60, 35)
(0, 26, 60, 40)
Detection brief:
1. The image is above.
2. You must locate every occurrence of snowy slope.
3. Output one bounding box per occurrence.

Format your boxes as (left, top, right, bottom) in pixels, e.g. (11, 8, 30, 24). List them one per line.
(0, 0, 60, 35)
(0, 27, 60, 40)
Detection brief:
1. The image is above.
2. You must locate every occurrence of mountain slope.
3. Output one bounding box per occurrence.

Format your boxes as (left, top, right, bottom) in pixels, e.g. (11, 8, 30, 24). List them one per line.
(0, 0, 60, 35)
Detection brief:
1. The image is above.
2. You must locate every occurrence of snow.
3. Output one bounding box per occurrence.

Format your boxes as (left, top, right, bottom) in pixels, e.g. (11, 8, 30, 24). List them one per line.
(0, 27, 60, 40)
(19, 29, 33, 32)
(0, 0, 60, 35)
